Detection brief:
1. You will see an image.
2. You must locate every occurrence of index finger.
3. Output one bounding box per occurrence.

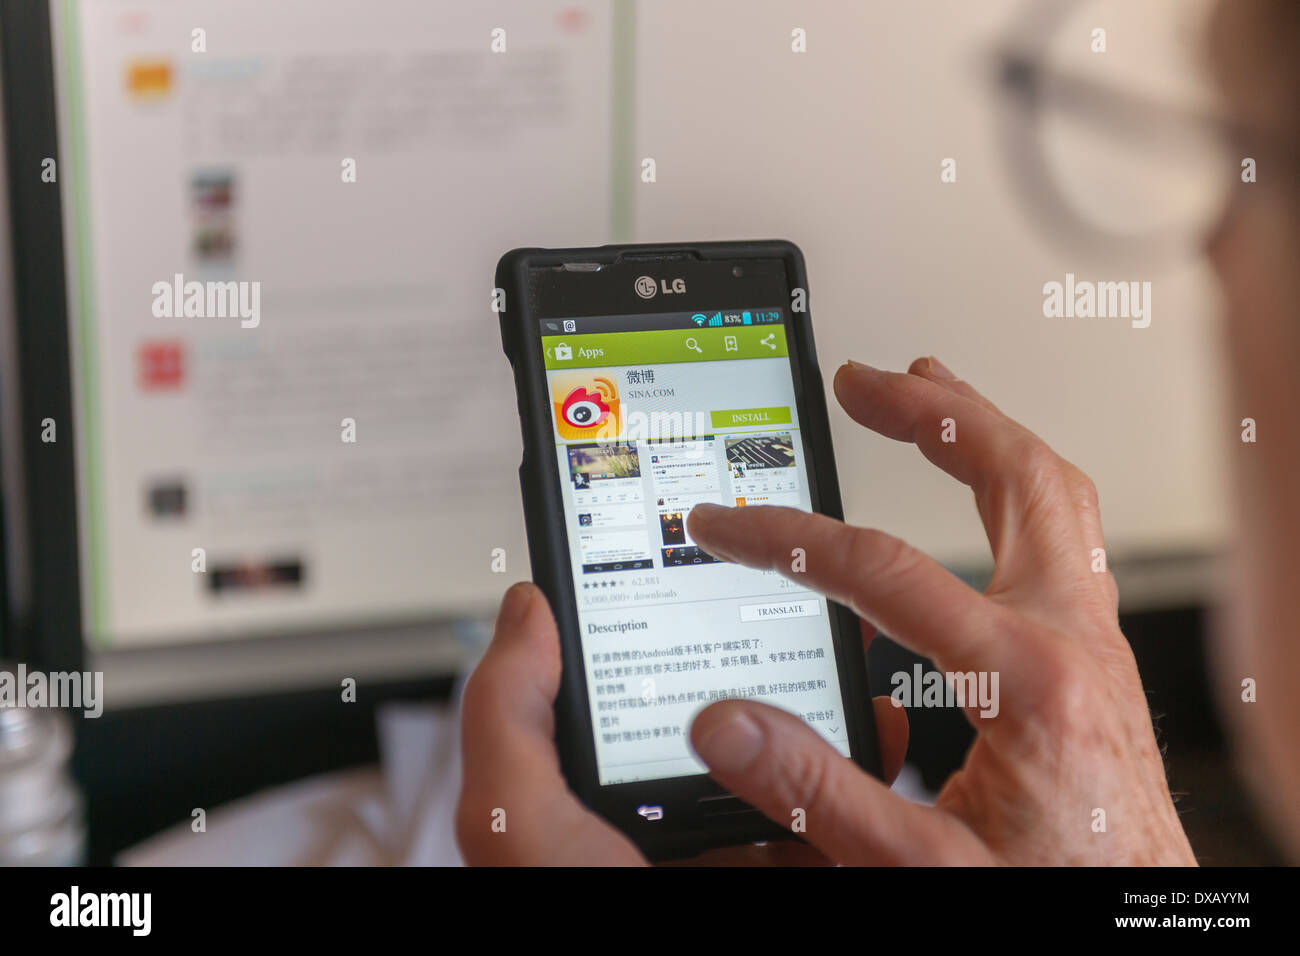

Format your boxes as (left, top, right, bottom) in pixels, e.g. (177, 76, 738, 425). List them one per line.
(686, 504, 1039, 719)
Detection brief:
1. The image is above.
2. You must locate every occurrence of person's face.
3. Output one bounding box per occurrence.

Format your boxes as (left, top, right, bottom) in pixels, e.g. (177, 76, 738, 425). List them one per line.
(1204, 0, 1300, 858)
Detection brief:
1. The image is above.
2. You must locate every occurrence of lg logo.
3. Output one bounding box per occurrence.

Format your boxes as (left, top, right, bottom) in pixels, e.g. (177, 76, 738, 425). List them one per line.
(634, 276, 686, 299)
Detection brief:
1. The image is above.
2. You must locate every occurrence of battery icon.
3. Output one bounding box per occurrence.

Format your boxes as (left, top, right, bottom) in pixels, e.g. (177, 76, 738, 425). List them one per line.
(742, 311, 752, 324)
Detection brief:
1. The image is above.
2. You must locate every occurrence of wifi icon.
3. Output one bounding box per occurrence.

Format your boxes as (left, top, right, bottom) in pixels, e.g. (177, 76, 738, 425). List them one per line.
(691, 314, 707, 326)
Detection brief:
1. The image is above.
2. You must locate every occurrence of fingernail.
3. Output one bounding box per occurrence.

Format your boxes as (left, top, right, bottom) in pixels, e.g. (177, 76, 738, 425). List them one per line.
(690, 502, 725, 519)
(497, 582, 533, 631)
(926, 356, 957, 379)
(693, 712, 765, 774)
(844, 359, 878, 372)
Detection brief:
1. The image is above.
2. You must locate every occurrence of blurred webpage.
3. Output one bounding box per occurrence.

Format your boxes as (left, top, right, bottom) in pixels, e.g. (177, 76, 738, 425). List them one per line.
(55, 0, 617, 646)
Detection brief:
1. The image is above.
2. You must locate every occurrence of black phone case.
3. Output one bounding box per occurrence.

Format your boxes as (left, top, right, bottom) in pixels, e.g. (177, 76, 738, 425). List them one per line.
(495, 240, 882, 861)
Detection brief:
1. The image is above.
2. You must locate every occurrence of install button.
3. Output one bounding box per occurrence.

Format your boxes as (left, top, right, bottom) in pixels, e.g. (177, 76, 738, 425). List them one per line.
(709, 406, 792, 429)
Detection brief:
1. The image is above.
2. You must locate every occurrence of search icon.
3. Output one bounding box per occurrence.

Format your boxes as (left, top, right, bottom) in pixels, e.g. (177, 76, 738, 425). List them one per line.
(685, 337, 703, 354)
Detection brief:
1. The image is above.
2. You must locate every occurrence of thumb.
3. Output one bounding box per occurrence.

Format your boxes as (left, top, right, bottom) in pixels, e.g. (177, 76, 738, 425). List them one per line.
(457, 582, 643, 865)
(688, 700, 975, 865)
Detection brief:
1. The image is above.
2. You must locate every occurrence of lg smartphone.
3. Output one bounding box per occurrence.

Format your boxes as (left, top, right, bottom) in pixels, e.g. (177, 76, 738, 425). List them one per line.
(496, 240, 881, 860)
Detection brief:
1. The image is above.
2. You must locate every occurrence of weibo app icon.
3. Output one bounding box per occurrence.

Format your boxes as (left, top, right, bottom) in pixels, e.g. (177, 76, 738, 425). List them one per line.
(550, 373, 621, 441)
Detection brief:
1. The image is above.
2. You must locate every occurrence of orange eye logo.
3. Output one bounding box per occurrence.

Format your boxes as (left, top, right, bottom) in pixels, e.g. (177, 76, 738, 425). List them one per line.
(560, 386, 610, 430)
(551, 374, 620, 440)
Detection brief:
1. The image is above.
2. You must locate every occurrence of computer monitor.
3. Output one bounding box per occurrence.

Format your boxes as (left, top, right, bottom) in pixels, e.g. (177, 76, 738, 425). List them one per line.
(2, 0, 629, 703)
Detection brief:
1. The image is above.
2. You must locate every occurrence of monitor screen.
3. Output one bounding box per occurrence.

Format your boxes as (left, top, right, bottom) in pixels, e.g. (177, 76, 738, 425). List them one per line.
(43, 0, 622, 656)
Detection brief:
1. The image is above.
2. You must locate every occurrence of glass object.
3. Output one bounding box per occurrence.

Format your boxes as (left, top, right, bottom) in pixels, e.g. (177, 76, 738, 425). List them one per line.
(991, 0, 1238, 265)
(0, 673, 86, 866)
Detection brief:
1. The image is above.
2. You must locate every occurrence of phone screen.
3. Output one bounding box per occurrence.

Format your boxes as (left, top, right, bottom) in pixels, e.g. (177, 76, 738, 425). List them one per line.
(539, 307, 851, 785)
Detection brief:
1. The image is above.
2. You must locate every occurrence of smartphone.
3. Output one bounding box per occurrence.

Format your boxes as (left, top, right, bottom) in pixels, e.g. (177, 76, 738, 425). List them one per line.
(496, 240, 881, 860)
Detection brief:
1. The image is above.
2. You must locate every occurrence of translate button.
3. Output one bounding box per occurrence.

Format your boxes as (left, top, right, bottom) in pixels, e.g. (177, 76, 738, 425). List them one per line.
(738, 599, 820, 623)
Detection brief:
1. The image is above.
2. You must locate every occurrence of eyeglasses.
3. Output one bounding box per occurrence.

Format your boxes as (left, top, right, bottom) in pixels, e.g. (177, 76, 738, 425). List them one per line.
(990, 0, 1264, 267)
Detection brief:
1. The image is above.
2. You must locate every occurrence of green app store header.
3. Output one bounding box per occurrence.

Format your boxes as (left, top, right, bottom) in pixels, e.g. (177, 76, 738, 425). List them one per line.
(542, 325, 789, 369)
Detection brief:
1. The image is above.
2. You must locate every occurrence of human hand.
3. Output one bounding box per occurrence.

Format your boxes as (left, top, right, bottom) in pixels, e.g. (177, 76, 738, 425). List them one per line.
(455, 581, 910, 865)
(681, 357, 1197, 865)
